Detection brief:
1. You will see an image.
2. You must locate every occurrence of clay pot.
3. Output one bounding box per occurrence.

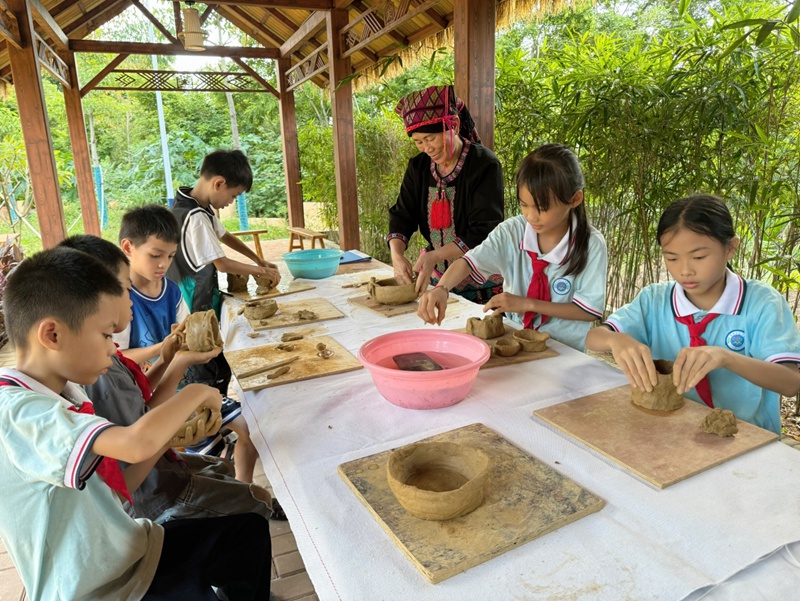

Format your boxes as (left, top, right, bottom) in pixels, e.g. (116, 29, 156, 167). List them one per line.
(367, 277, 418, 305)
(227, 273, 249, 293)
(493, 338, 521, 357)
(631, 359, 685, 411)
(466, 314, 505, 340)
(244, 299, 278, 320)
(387, 442, 490, 521)
(702, 408, 738, 437)
(184, 310, 223, 352)
(513, 329, 550, 352)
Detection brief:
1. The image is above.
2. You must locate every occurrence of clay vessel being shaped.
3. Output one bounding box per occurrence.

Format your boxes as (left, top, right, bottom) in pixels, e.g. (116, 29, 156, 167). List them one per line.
(512, 329, 550, 352)
(243, 299, 278, 320)
(184, 310, 223, 352)
(367, 277, 418, 305)
(466, 314, 505, 340)
(254, 274, 274, 295)
(227, 273, 249, 293)
(387, 442, 490, 521)
(493, 338, 521, 357)
(631, 359, 685, 411)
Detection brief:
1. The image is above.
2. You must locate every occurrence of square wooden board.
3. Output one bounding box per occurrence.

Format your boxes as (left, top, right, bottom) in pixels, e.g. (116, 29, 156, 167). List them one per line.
(226, 335, 362, 391)
(534, 385, 778, 489)
(229, 279, 315, 302)
(338, 423, 604, 584)
(245, 297, 345, 331)
(348, 293, 456, 317)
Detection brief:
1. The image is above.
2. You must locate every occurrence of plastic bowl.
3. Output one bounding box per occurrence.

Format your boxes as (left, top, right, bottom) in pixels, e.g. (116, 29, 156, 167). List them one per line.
(281, 249, 344, 279)
(358, 330, 490, 409)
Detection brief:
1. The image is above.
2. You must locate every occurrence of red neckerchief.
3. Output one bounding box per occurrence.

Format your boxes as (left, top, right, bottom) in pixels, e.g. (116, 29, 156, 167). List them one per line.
(674, 312, 720, 407)
(114, 346, 153, 402)
(523, 251, 551, 329)
(0, 377, 132, 504)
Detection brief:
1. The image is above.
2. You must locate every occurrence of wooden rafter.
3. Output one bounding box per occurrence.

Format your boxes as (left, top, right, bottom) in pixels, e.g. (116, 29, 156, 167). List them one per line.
(50, 0, 84, 18)
(202, 0, 333, 8)
(81, 52, 129, 95)
(280, 12, 326, 58)
(342, 0, 441, 59)
(0, 0, 21, 49)
(172, 1, 182, 35)
(70, 39, 280, 58)
(199, 4, 216, 25)
(217, 5, 284, 48)
(231, 56, 278, 97)
(64, 0, 132, 36)
(29, 0, 69, 50)
(131, 0, 179, 44)
(350, 0, 407, 47)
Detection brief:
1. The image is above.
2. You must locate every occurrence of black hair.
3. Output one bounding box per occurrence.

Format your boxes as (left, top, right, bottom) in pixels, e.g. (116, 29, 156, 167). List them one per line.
(3, 247, 123, 350)
(656, 194, 736, 247)
(516, 144, 590, 276)
(200, 149, 253, 192)
(59, 235, 129, 273)
(119, 204, 180, 246)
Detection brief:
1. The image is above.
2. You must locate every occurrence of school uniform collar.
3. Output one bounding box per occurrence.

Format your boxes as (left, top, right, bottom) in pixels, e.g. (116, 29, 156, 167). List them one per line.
(520, 214, 577, 265)
(672, 269, 746, 317)
(0, 368, 91, 410)
(176, 186, 215, 218)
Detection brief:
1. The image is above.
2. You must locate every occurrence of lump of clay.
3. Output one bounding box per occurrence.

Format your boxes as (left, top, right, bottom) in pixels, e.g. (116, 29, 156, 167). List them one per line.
(493, 338, 521, 357)
(631, 360, 685, 411)
(702, 408, 738, 437)
(513, 329, 550, 352)
(466, 314, 505, 340)
(281, 332, 303, 342)
(184, 310, 223, 352)
(387, 442, 490, 521)
(367, 277, 418, 305)
(254, 275, 274, 295)
(227, 273, 249, 293)
(294, 309, 316, 320)
(244, 299, 278, 320)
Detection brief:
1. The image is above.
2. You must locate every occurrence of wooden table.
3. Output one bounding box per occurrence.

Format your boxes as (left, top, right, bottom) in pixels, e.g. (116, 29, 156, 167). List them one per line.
(221, 266, 800, 600)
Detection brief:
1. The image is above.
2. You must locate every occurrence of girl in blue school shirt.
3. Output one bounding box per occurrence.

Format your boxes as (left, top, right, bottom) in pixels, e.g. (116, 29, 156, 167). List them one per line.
(418, 143, 608, 351)
(586, 194, 800, 433)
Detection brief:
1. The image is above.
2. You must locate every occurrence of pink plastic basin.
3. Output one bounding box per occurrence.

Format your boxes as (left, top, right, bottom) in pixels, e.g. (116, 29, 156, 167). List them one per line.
(358, 330, 490, 409)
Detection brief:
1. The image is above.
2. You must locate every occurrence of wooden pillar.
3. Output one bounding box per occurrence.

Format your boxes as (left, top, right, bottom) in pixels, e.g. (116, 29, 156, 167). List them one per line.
(326, 9, 360, 251)
(277, 57, 304, 228)
(453, 0, 496, 150)
(7, 0, 67, 247)
(63, 51, 100, 236)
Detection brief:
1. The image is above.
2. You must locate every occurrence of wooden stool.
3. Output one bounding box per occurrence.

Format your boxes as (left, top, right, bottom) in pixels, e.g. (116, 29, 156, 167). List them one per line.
(230, 229, 271, 260)
(287, 226, 327, 252)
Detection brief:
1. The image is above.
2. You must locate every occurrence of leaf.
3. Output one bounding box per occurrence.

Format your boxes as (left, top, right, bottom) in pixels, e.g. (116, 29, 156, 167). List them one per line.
(755, 21, 779, 45)
(788, 0, 800, 24)
(679, 0, 690, 18)
(718, 31, 751, 61)
(721, 19, 767, 31)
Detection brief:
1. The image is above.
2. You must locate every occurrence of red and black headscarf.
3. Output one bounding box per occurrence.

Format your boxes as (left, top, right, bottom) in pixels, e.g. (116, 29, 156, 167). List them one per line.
(395, 85, 481, 144)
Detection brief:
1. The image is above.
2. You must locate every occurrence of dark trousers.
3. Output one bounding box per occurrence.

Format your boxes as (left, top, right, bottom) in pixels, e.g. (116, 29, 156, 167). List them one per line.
(143, 513, 271, 601)
(184, 352, 233, 396)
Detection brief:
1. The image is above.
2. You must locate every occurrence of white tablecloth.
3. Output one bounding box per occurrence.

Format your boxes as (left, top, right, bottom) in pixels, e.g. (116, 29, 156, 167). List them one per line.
(221, 268, 800, 601)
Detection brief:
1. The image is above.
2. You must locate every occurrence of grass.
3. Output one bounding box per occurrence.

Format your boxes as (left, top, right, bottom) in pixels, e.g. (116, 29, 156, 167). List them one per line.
(0, 201, 289, 256)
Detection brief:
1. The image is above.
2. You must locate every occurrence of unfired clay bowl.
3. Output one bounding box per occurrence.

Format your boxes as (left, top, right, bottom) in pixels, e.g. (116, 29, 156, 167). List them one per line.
(494, 338, 521, 357)
(244, 299, 278, 320)
(387, 442, 490, 521)
(466, 314, 505, 340)
(184, 310, 222, 352)
(367, 277, 418, 305)
(512, 329, 550, 352)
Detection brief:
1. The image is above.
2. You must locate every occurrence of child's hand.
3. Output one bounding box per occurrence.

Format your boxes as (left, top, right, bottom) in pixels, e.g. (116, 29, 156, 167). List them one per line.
(672, 346, 728, 395)
(174, 346, 223, 369)
(483, 292, 531, 316)
(608, 333, 658, 392)
(160, 323, 185, 365)
(417, 286, 449, 325)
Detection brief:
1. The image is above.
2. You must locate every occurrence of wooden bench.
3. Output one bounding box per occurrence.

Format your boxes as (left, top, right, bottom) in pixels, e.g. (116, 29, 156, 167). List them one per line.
(287, 226, 327, 252)
(230, 229, 271, 260)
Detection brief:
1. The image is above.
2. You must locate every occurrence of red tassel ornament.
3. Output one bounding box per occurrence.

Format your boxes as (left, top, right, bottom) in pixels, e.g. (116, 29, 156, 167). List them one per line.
(430, 192, 452, 230)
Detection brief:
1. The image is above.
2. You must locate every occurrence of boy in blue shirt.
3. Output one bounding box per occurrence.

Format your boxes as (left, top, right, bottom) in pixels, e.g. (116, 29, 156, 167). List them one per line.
(115, 204, 258, 483)
(0, 247, 271, 599)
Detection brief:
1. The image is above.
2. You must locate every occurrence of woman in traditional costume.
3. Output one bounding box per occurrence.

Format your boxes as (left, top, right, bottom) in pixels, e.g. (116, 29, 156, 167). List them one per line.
(388, 85, 504, 303)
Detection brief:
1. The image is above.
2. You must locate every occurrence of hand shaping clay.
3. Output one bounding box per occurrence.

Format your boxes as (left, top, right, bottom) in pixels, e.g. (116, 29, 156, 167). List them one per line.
(513, 329, 550, 352)
(387, 442, 490, 521)
(170, 406, 221, 447)
(631, 360, 685, 411)
(227, 273, 249, 293)
(184, 310, 223, 352)
(254, 274, 274, 295)
(466, 314, 505, 340)
(244, 299, 278, 320)
(367, 277, 418, 305)
(493, 338, 521, 357)
(702, 408, 738, 437)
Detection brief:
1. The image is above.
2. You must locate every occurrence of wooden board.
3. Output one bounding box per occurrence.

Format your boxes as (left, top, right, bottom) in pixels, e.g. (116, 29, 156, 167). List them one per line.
(453, 327, 559, 369)
(245, 297, 345, 331)
(534, 385, 778, 489)
(226, 335, 362, 391)
(348, 293, 457, 317)
(229, 279, 315, 302)
(338, 423, 604, 584)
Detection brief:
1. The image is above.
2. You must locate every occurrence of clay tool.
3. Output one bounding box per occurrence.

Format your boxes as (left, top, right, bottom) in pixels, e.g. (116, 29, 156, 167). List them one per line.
(239, 356, 299, 379)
